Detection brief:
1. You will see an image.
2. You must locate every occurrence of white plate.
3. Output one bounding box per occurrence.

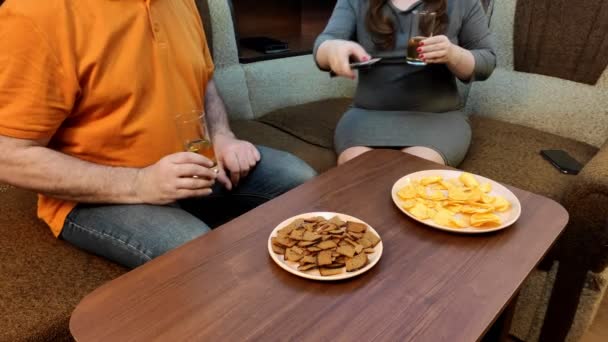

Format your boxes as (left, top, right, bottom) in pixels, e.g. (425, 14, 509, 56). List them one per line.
(391, 170, 522, 234)
(268, 212, 383, 281)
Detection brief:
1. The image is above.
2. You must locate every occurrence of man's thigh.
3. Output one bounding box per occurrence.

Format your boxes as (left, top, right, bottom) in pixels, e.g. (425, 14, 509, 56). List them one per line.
(61, 204, 211, 268)
(238, 145, 317, 198)
(181, 145, 317, 227)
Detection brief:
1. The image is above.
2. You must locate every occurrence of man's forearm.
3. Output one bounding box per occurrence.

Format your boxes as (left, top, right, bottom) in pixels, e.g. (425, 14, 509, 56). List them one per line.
(0, 137, 141, 203)
(204, 79, 234, 140)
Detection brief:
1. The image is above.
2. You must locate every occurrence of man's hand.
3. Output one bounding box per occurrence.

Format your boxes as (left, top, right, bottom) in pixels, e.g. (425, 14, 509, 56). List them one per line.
(134, 152, 217, 204)
(213, 133, 260, 190)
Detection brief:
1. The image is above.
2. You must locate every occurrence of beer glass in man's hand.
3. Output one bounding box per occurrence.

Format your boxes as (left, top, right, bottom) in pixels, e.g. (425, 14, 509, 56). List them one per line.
(174, 110, 219, 173)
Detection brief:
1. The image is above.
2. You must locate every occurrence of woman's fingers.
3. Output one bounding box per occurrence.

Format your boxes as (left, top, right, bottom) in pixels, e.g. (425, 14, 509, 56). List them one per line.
(349, 43, 371, 63)
(418, 35, 452, 64)
(421, 50, 448, 60)
(420, 35, 448, 46)
(331, 41, 370, 79)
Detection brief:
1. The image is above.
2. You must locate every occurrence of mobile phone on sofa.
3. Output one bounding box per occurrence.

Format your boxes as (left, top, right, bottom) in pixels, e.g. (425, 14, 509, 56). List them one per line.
(540, 150, 583, 175)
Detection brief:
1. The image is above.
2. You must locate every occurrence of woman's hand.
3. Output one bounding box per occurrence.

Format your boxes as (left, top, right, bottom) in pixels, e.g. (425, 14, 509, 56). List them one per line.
(418, 35, 459, 64)
(317, 39, 371, 79)
(419, 35, 475, 80)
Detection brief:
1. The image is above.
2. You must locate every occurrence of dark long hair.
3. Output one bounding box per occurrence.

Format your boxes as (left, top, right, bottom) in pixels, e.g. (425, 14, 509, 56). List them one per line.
(366, 0, 448, 50)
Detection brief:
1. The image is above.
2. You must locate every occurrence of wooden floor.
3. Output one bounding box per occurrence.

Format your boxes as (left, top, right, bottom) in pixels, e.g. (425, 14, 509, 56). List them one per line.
(581, 290, 608, 342)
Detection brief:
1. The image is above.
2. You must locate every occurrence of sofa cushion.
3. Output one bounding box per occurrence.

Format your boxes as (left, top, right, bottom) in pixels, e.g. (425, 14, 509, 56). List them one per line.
(0, 186, 126, 342)
(231, 120, 336, 173)
(461, 116, 599, 201)
(257, 98, 352, 149)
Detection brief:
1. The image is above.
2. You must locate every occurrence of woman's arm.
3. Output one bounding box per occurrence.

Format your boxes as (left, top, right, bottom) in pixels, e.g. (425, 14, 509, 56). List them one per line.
(455, 0, 496, 81)
(314, 0, 370, 78)
(419, 0, 496, 81)
(419, 36, 477, 80)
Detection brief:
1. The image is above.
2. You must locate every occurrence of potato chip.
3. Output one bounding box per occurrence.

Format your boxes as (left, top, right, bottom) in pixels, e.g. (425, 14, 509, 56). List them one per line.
(421, 176, 443, 185)
(449, 178, 463, 187)
(470, 213, 501, 227)
(479, 183, 492, 193)
(427, 208, 438, 219)
(449, 216, 469, 228)
(430, 183, 448, 191)
(401, 199, 417, 209)
(459, 172, 479, 188)
(493, 196, 511, 212)
(481, 194, 495, 204)
(409, 203, 430, 220)
(397, 185, 417, 200)
(423, 199, 437, 208)
(427, 190, 446, 201)
(432, 209, 453, 226)
(448, 187, 470, 201)
(460, 204, 494, 214)
(444, 204, 463, 213)
(440, 180, 454, 190)
(467, 187, 483, 203)
(416, 185, 428, 198)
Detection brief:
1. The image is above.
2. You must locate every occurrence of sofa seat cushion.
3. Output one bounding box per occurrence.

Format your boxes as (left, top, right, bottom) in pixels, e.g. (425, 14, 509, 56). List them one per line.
(461, 116, 599, 201)
(0, 186, 126, 342)
(231, 120, 337, 173)
(257, 98, 352, 149)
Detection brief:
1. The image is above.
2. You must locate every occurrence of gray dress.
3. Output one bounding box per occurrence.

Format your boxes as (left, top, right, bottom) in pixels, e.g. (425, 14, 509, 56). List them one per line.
(314, 0, 496, 166)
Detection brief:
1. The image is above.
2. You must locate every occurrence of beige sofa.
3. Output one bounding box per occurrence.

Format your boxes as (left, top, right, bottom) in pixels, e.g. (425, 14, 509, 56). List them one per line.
(1, 0, 606, 341)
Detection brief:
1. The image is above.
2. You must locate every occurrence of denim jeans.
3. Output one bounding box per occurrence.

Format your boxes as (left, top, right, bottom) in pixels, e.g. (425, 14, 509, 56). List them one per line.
(60, 146, 316, 268)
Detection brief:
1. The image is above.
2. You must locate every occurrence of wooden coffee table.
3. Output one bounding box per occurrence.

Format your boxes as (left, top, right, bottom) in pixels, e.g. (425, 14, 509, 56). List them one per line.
(70, 150, 568, 341)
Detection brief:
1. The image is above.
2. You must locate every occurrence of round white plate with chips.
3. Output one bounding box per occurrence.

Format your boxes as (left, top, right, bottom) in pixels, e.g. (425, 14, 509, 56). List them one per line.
(391, 170, 521, 234)
(268, 212, 383, 281)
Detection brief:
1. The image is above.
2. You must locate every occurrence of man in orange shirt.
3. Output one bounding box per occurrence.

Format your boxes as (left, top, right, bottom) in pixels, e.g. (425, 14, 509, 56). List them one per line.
(0, 0, 316, 268)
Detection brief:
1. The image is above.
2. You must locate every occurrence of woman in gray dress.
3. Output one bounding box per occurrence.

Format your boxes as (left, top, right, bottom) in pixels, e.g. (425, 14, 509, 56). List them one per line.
(315, 0, 495, 166)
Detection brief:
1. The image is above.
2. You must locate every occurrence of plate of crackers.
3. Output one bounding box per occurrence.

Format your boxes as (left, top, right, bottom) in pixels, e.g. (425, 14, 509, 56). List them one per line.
(391, 170, 521, 234)
(268, 212, 383, 281)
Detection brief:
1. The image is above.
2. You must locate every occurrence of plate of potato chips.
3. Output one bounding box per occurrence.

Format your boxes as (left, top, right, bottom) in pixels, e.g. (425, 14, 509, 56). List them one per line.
(268, 212, 383, 281)
(391, 170, 521, 233)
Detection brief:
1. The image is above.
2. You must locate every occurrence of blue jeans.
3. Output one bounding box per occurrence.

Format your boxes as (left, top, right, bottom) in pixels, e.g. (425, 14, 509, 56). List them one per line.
(60, 146, 316, 268)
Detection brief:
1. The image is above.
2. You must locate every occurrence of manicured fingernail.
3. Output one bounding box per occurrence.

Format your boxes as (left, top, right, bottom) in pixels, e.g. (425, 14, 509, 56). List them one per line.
(363, 56, 370, 61)
(417, 48, 422, 53)
(419, 42, 424, 46)
(422, 58, 426, 62)
(419, 54, 424, 58)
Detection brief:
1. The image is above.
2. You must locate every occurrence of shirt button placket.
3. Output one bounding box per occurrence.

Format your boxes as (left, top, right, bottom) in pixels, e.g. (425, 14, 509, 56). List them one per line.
(145, 0, 161, 43)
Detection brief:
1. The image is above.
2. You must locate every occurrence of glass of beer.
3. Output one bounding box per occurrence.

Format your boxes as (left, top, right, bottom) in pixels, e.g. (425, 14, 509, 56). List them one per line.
(174, 110, 218, 172)
(407, 10, 436, 66)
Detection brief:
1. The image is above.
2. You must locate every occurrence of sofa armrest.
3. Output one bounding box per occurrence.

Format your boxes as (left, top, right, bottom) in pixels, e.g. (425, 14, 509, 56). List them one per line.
(557, 138, 608, 272)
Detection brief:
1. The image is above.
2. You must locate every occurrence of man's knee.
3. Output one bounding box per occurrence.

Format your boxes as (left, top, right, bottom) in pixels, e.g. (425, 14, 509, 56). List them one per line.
(62, 204, 211, 268)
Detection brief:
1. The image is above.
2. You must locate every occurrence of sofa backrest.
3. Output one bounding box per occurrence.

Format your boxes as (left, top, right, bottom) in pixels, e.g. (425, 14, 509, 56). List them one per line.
(466, 0, 608, 148)
(205, 1, 356, 120)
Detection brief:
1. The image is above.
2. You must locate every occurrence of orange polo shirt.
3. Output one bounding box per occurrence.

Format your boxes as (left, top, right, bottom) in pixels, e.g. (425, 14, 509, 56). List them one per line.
(0, 0, 214, 237)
